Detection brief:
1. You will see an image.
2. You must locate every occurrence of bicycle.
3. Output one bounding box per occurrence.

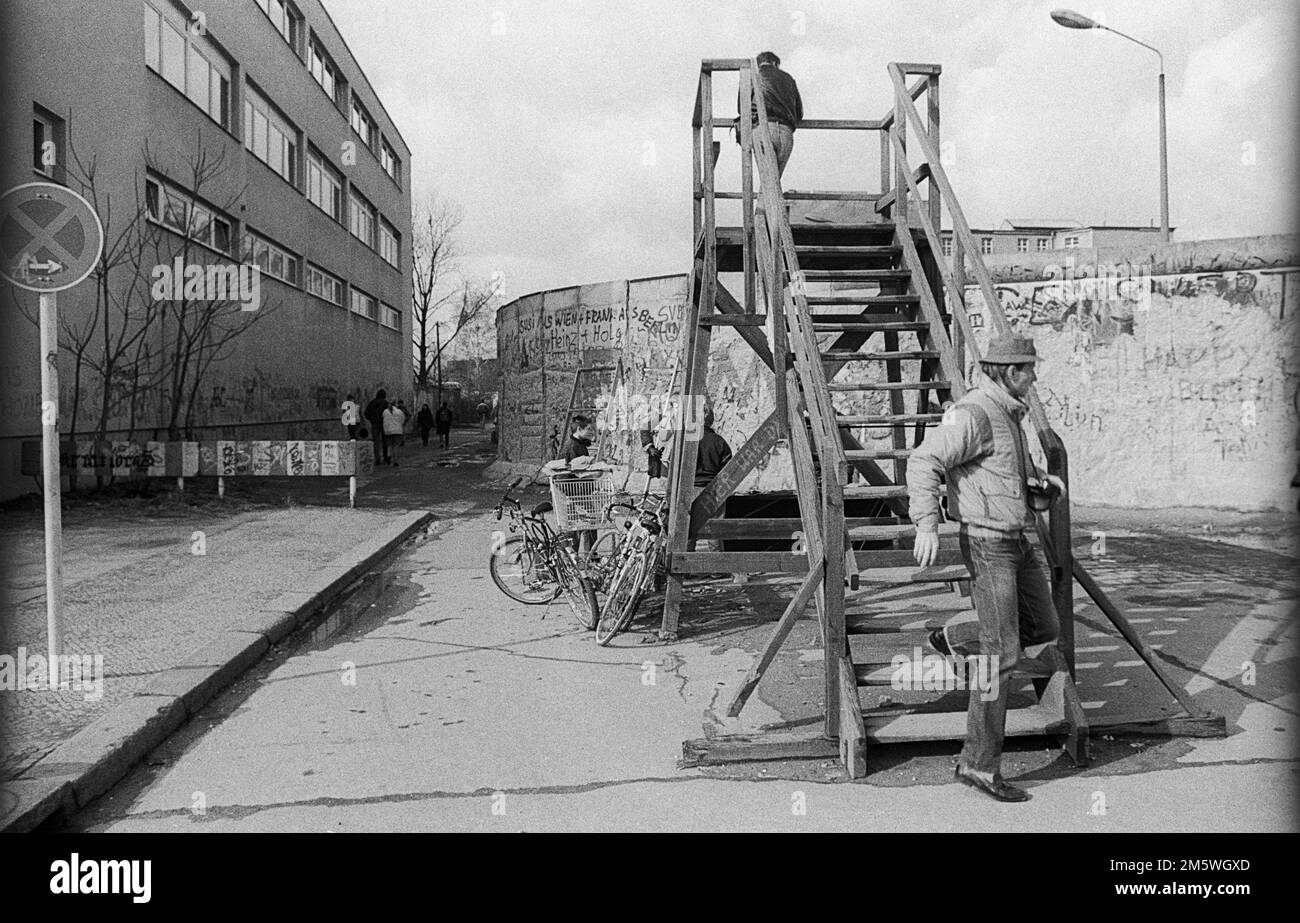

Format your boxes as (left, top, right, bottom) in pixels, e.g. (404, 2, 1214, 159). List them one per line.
(594, 491, 668, 646)
(489, 476, 599, 629)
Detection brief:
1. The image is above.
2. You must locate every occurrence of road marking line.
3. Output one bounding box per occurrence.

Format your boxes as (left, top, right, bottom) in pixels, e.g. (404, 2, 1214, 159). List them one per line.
(1162, 617, 1189, 622)
(1148, 629, 1177, 636)
(1114, 660, 1145, 668)
(1081, 701, 1106, 709)
(1074, 661, 1102, 669)
(1103, 679, 1129, 687)
(1128, 618, 1154, 624)
(1075, 645, 1119, 653)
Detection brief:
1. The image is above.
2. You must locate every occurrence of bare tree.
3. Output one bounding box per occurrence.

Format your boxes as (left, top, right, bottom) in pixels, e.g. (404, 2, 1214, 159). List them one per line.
(10, 115, 162, 487)
(411, 193, 464, 389)
(144, 132, 278, 439)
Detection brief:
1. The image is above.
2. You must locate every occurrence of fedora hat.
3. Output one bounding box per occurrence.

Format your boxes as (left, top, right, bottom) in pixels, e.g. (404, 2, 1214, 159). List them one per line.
(984, 333, 1039, 364)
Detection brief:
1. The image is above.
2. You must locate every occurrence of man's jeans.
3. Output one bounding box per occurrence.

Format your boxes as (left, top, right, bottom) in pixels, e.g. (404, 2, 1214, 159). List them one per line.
(769, 123, 794, 177)
(945, 528, 1059, 775)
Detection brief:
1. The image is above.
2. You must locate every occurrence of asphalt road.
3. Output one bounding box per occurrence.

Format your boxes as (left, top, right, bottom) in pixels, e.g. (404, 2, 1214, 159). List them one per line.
(64, 443, 1298, 832)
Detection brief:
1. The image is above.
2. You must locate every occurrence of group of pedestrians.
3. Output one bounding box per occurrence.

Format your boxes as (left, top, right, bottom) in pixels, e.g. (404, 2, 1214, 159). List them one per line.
(338, 390, 456, 466)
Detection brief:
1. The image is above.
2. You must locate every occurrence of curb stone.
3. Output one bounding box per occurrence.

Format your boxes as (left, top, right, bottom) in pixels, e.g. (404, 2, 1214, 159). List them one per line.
(0, 509, 434, 833)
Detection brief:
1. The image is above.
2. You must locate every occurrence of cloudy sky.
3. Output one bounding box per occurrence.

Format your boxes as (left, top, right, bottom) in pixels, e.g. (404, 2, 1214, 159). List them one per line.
(325, 0, 1298, 303)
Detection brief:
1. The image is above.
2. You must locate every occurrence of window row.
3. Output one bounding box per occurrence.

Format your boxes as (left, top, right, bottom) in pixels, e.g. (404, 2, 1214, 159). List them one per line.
(145, 176, 401, 330)
(145, 2, 402, 189)
(1016, 237, 1051, 253)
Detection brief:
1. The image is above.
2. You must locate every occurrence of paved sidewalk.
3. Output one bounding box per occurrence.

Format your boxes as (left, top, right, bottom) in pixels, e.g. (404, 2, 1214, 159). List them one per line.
(0, 429, 493, 784)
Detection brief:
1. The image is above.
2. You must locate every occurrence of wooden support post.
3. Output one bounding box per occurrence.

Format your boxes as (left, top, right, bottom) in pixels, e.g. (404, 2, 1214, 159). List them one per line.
(771, 227, 789, 439)
(952, 234, 966, 379)
(883, 330, 907, 485)
(838, 657, 867, 777)
(349, 475, 357, 509)
(725, 561, 824, 716)
(740, 66, 755, 315)
(1046, 436, 1075, 669)
(879, 120, 891, 217)
(822, 459, 847, 740)
(927, 73, 941, 239)
(217, 476, 225, 500)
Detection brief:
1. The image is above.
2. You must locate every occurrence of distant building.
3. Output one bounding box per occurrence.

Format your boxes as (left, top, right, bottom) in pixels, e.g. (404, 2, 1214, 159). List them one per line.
(940, 219, 1174, 258)
(0, 0, 413, 499)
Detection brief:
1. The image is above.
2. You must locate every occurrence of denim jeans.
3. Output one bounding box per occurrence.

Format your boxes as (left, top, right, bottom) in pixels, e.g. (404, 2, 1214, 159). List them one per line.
(946, 528, 1059, 775)
(769, 123, 794, 177)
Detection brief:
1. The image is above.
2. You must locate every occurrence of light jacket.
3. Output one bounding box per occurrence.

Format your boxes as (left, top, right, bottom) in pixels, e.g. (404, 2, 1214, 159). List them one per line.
(382, 407, 406, 435)
(906, 379, 1037, 536)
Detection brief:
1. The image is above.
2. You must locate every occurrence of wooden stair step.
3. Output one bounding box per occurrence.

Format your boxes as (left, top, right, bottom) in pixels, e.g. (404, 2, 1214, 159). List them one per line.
(820, 350, 939, 361)
(847, 521, 961, 540)
(853, 548, 967, 569)
(828, 380, 951, 392)
(696, 516, 901, 539)
(811, 320, 929, 332)
(805, 294, 919, 306)
(698, 313, 767, 326)
(844, 447, 913, 460)
(669, 550, 809, 574)
(841, 484, 909, 499)
(835, 413, 943, 426)
(795, 245, 901, 256)
(859, 705, 1069, 740)
(800, 270, 910, 282)
(845, 608, 970, 634)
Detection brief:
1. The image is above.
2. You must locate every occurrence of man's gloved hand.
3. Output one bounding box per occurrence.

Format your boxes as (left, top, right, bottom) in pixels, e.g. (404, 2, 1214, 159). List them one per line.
(913, 530, 940, 567)
(1044, 474, 1067, 499)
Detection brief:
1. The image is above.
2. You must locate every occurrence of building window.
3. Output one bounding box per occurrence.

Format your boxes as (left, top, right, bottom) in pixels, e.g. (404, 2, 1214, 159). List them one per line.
(379, 218, 400, 268)
(305, 263, 345, 305)
(350, 189, 375, 247)
(980, 237, 992, 255)
(308, 34, 344, 107)
(380, 302, 400, 329)
(306, 148, 343, 220)
(244, 83, 298, 185)
(380, 139, 401, 184)
(1037, 238, 1049, 251)
(146, 175, 233, 255)
(255, 0, 302, 53)
(1063, 235, 1080, 249)
(350, 287, 378, 321)
(941, 237, 952, 257)
(1016, 237, 1028, 253)
(242, 229, 299, 286)
(144, 2, 230, 128)
(33, 106, 65, 179)
(350, 97, 376, 151)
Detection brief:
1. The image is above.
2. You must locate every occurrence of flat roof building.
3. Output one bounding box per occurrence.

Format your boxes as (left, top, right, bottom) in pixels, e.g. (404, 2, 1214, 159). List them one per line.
(0, 0, 413, 498)
(940, 219, 1174, 259)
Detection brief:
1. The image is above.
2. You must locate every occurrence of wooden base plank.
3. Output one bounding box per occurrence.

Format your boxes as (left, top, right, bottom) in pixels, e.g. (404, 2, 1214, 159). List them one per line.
(680, 732, 841, 766)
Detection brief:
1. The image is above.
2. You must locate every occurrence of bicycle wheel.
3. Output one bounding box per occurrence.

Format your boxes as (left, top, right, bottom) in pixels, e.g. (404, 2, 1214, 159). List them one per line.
(489, 535, 561, 604)
(595, 552, 651, 646)
(584, 530, 622, 597)
(553, 545, 600, 629)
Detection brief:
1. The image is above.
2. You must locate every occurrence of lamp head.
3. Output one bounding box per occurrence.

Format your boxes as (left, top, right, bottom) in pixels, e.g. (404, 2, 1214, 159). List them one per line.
(1050, 8, 1099, 28)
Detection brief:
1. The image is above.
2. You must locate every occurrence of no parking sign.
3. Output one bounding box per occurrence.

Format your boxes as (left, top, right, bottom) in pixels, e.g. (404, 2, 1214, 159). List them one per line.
(0, 181, 104, 685)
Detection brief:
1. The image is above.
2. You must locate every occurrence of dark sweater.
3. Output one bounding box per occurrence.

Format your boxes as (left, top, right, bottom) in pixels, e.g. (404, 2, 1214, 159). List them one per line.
(746, 64, 803, 131)
(694, 428, 733, 487)
(562, 434, 592, 464)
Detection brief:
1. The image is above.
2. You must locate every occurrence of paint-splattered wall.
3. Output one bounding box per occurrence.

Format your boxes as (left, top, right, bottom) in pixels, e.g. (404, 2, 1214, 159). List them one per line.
(496, 236, 1299, 511)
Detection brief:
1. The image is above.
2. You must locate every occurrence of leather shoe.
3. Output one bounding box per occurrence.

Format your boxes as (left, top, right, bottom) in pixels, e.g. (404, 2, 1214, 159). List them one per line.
(954, 764, 1030, 802)
(927, 628, 951, 656)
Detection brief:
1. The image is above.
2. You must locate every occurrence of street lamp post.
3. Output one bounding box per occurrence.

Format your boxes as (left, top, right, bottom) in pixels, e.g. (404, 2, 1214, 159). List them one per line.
(1051, 8, 1170, 242)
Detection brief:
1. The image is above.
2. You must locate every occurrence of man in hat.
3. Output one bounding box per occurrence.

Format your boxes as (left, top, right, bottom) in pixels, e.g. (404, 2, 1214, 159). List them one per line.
(905, 333, 1067, 802)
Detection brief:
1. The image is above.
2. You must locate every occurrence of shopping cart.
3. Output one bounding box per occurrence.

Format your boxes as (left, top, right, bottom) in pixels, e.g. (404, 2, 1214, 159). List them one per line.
(548, 468, 616, 531)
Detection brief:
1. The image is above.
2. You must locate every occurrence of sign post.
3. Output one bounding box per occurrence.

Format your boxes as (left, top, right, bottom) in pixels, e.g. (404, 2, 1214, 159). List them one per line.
(0, 183, 104, 687)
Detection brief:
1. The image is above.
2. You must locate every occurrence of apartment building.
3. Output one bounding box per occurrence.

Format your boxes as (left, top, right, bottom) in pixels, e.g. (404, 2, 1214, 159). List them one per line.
(0, 0, 413, 498)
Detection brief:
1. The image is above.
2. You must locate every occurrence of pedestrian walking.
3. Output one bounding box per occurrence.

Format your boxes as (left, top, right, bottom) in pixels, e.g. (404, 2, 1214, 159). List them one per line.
(435, 401, 454, 449)
(382, 400, 406, 466)
(476, 400, 489, 429)
(340, 394, 361, 440)
(906, 333, 1068, 803)
(417, 403, 435, 446)
(396, 399, 409, 446)
(364, 388, 389, 465)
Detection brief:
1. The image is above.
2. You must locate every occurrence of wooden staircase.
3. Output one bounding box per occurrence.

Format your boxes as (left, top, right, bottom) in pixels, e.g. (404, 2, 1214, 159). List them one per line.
(669, 58, 1223, 778)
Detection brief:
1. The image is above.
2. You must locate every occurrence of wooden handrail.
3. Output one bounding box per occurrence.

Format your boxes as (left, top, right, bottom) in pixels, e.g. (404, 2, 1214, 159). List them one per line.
(885, 62, 1058, 450)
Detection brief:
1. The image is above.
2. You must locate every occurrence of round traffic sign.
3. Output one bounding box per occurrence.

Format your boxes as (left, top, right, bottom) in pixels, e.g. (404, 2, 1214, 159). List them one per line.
(0, 182, 105, 293)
